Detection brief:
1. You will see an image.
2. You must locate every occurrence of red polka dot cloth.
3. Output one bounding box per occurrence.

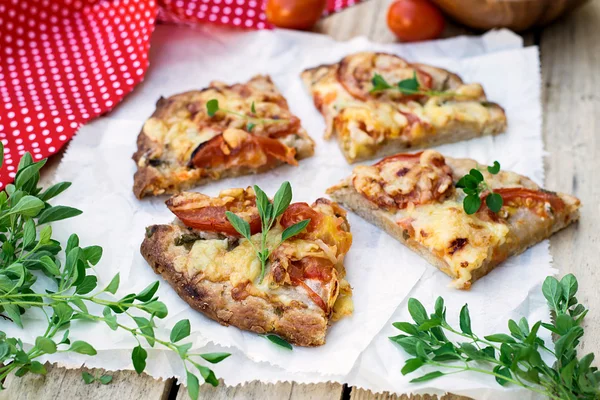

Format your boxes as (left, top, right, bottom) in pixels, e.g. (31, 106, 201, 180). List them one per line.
(0, 0, 360, 188)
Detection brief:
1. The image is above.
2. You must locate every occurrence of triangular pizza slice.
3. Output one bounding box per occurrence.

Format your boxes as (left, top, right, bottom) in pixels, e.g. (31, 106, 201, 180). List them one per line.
(302, 52, 507, 163)
(133, 76, 315, 198)
(141, 187, 353, 346)
(327, 150, 580, 289)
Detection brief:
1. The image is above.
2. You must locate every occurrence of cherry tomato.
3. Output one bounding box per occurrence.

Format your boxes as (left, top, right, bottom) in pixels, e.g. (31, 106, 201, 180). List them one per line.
(387, 0, 445, 42)
(266, 0, 326, 30)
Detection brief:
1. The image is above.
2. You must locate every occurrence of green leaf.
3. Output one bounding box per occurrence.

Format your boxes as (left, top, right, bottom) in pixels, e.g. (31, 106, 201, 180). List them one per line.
(493, 365, 511, 386)
(206, 99, 219, 117)
(434, 297, 445, 319)
(82, 371, 95, 384)
(397, 71, 420, 95)
(469, 168, 484, 181)
(407, 298, 428, 325)
(459, 304, 472, 335)
(561, 359, 577, 389)
(70, 341, 97, 356)
(186, 371, 200, 400)
(142, 301, 168, 319)
(38, 206, 83, 224)
(17, 152, 34, 173)
(579, 353, 595, 371)
(483, 334, 516, 344)
(39, 182, 71, 201)
(542, 276, 563, 311)
(39, 226, 52, 244)
(83, 246, 103, 265)
(4, 303, 22, 327)
(555, 313, 574, 335)
(5, 195, 45, 218)
(272, 181, 292, 218)
(15, 159, 47, 189)
(253, 185, 271, 222)
(246, 122, 255, 132)
(66, 234, 79, 253)
(99, 375, 113, 385)
(392, 322, 419, 336)
(200, 352, 231, 364)
(485, 193, 503, 213)
(264, 334, 293, 350)
(170, 319, 191, 343)
(389, 335, 421, 356)
(0, 141, 3, 169)
(508, 319, 523, 339)
(75, 276, 98, 295)
(131, 345, 147, 374)
(281, 219, 310, 242)
(225, 211, 251, 239)
(463, 195, 481, 215)
(28, 361, 47, 375)
(560, 274, 578, 300)
(134, 316, 155, 347)
(135, 281, 160, 302)
(459, 342, 484, 360)
(251, 101, 256, 114)
(70, 297, 88, 313)
(177, 343, 193, 358)
(370, 74, 392, 92)
(197, 365, 219, 386)
(35, 336, 57, 354)
(487, 161, 501, 174)
(22, 218, 36, 249)
(104, 273, 120, 294)
(103, 307, 118, 331)
(555, 326, 584, 359)
(401, 358, 424, 375)
(409, 371, 445, 383)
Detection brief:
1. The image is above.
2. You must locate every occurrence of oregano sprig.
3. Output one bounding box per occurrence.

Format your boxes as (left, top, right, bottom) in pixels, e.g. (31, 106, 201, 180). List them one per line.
(225, 181, 310, 284)
(390, 274, 599, 400)
(0, 145, 230, 400)
(206, 99, 287, 133)
(455, 161, 503, 215)
(370, 72, 457, 97)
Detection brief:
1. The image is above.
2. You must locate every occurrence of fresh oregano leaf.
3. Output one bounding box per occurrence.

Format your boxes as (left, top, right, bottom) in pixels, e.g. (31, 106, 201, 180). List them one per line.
(370, 74, 393, 92)
(487, 161, 501, 174)
(459, 304, 472, 335)
(70, 340, 97, 356)
(82, 371, 95, 384)
(198, 365, 219, 386)
(407, 298, 428, 325)
(200, 352, 231, 364)
(35, 336, 57, 354)
(38, 206, 83, 224)
(135, 281, 160, 302)
(224, 211, 251, 239)
(104, 273, 120, 295)
(281, 219, 310, 242)
(132, 345, 147, 374)
(463, 194, 481, 215)
(409, 371, 445, 383)
(206, 99, 219, 117)
(170, 319, 191, 343)
(272, 181, 292, 218)
(485, 193, 503, 213)
(186, 371, 200, 400)
(264, 334, 293, 350)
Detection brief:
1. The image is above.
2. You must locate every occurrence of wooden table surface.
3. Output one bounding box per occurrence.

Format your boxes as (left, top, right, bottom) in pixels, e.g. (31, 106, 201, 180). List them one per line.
(2, 0, 599, 398)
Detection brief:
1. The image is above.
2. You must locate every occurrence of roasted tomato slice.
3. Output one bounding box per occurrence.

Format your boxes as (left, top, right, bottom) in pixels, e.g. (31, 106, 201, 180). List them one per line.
(166, 191, 261, 236)
(280, 202, 322, 233)
(190, 130, 297, 170)
(336, 52, 433, 101)
(493, 187, 566, 217)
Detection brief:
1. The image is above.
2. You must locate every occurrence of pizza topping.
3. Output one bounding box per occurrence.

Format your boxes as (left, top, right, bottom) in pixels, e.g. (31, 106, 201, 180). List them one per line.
(167, 189, 261, 237)
(352, 150, 454, 210)
(492, 187, 566, 218)
(190, 129, 298, 170)
(338, 52, 433, 101)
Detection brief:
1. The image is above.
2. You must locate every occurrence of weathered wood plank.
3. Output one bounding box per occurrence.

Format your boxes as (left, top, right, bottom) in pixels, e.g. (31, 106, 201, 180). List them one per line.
(0, 363, 173, 400)
(541, 0, 600, 355)
(350, 388, 468, 400)
(175, 381, 344, 400)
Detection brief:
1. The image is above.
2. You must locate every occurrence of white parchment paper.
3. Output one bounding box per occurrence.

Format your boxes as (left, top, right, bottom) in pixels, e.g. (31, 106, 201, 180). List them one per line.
(1, 26, 554, 398)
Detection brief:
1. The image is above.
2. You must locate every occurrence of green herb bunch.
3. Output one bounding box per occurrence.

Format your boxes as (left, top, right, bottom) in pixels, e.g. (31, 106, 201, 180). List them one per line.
(390, 274, 599, 400)
(206, 99, 287, 133)
(225, 181, 310, 284)
(0, 144, 229, 400)
(370, 72, 455, 97)
(455, 161, 503, 215)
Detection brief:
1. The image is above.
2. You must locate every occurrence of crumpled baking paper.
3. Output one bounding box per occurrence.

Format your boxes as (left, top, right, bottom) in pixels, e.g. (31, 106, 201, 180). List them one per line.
(1, 25, 553, 398)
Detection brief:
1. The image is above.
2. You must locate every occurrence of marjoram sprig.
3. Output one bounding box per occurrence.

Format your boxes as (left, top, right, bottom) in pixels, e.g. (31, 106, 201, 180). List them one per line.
(206, 99, 287, 132)
(390, 274, 599, 400)
(455, 161, 503, 215)
(370, 72, 455, 97)
(0, 143, 229, 400)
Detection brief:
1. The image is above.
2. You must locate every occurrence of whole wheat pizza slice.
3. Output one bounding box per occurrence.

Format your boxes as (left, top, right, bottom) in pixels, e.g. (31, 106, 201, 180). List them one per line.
(302, 52, 507, 163)
(133, 75, 315, 198)
(327, 150, 580, 289)
(141, 187, 353, 346)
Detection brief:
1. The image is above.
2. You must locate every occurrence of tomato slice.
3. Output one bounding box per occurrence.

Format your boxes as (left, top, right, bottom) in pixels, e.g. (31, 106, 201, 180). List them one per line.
(292, 278, 328, 313)
(280, 202, 322, 233)
(190, 131, 297, 170)
(375, 151, 423, 166)
(169, 206, 262, 237)
(493, 187, 565, 216)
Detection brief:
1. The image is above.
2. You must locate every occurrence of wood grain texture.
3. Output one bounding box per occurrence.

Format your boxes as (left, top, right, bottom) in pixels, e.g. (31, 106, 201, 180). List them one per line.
(175, 381, 344, 400)
(0, 363, 173, 400)
(350, 388, 468, 400)
(541, 0, 600, 358)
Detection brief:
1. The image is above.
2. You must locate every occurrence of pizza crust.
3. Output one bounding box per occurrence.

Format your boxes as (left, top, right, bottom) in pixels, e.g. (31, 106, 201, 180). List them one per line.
(141, 224, 329, 346)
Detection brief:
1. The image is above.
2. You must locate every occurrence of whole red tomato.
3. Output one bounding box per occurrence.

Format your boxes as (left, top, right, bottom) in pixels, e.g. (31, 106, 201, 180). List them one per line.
(266, 0, 326, 30)
(387, 0, 445, 42)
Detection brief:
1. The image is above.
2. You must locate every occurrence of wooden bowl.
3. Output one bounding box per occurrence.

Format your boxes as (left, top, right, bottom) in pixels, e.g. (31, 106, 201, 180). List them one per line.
(430, 0, 589, 31)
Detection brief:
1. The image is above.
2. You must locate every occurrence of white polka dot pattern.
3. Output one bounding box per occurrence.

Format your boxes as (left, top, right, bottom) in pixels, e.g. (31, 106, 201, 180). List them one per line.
(0, 0, 157, 187)
(0, 0, 360, 188)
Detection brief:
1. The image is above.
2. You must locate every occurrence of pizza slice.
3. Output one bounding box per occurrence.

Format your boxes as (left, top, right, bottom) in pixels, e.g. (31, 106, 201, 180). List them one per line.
(301, 52, 507, 163)
(327, 150, 580, 289)
(133, 75, 315, 199)
(141, 187, 353, 346)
